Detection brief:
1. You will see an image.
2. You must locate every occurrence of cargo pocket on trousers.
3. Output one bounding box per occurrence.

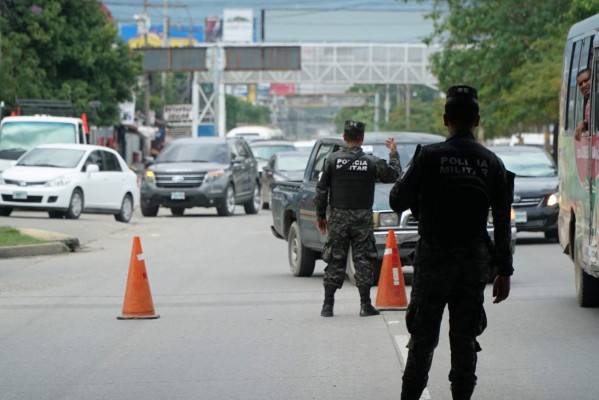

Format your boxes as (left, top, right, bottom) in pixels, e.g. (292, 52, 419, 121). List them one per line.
(367, 235, 378, 261)
(322, 241, 332, 263)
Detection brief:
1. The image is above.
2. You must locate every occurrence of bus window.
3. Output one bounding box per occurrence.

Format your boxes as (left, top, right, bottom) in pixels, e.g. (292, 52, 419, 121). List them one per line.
(595, 59, 599, 133)
(567, 40, 582, 130)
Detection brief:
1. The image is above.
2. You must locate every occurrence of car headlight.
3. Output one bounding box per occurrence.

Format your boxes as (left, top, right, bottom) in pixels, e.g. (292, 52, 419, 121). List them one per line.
(376, 212, 399, 228)
(45, 176, 71, 187)
(546, 192, 559, 207)
(144, 170, 156, 183)
(205, 169, 225, 183)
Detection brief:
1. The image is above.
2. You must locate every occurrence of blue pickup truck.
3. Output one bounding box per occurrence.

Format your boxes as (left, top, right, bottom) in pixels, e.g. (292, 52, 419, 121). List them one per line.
(270, 132, 518, 284)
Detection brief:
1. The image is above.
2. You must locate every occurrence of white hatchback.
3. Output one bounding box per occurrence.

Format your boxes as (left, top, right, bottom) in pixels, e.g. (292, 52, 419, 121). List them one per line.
(0, 144, 139, 222)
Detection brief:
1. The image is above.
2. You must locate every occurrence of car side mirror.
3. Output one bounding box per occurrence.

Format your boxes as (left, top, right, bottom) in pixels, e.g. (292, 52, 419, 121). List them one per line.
(86, 164, 100, 173)
(232, 156, 245, 164)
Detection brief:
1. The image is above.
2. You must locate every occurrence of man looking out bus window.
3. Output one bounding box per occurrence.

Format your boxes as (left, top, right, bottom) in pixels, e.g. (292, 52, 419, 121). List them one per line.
(575, 68, 591, 141)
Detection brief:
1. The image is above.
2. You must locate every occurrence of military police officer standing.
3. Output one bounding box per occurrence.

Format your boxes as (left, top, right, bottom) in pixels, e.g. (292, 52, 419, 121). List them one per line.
(389, 86, 514, 400)
(315, 120, 401, 318)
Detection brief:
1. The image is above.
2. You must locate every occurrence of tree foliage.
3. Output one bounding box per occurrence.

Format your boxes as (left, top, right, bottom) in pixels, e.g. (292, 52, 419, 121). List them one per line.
(422, 0, 599, 137)
(226, 95, 270, 131)
(0, 0, 141, 125)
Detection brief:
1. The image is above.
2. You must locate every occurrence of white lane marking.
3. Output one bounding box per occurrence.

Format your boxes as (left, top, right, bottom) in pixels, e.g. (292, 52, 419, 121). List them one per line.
(388, 320, 400, 324)
(395, 335, 431, 400)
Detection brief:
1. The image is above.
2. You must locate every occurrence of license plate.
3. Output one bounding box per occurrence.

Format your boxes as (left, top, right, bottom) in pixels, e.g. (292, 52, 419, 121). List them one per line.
(13, 191, 27, 200)
(170, 191, 185, 200)
(515, 211, 527, 223)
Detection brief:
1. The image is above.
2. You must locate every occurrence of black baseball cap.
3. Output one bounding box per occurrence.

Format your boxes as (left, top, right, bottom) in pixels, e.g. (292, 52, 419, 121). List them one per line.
(446, 85, 478, 106)
(344, 120, 365, 136)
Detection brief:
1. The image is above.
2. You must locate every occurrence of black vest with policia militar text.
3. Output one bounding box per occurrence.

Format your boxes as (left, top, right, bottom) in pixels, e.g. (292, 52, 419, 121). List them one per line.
(328, 149, 377, 210)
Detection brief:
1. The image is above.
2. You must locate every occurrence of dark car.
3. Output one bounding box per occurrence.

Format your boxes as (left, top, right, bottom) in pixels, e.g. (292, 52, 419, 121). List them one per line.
(261, 151, 310, 209)
(140, 137, 260, 217)
(249, 140, 297, 207)
(488, 145, 559, 240)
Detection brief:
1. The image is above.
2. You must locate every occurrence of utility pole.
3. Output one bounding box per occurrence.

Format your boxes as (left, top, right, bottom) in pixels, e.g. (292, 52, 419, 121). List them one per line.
(161, 0, 169, 101)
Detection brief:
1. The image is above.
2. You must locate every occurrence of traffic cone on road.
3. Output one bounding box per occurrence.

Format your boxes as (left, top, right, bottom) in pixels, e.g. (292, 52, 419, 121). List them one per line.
(117, 236, 159, 320)
(375, 230, 408, 310)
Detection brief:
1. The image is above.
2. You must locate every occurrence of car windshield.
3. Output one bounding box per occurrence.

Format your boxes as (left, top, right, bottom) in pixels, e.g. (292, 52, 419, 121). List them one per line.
(493, 147, 557, 177)
(17, 148, 86, 168)
(0, 122, 77, 152)
(363, 143, 422, 169)
(251, 144, 296, 160)
(157, 143, 230, 164)
(278, 154, 310, 172)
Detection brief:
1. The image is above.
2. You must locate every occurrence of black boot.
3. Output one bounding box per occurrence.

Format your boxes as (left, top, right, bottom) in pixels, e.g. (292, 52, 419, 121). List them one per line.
(451, 385, 474, 400)
(358, 286, 380, 317)
(321, 285, 336, 317)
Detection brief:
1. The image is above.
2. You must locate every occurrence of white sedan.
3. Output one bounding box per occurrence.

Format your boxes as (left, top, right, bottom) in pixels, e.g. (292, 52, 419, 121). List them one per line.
(0, 144, 139, 222)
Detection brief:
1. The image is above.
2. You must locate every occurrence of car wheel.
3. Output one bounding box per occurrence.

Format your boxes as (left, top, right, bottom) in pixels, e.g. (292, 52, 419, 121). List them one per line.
(170, 207, 185, 216)
(217, 184, 236, 216)
(115, 194, 134, 223)
(48, 211, 65, 219)
(575, 253, 599, 307)
(288, 221, 316, 277)
(140, 201, 159, 217)
(243, 182, 260, 214)
(65, 189, 83, 219)
(0, 207, 13, 217)
(346, 246, 382, 286)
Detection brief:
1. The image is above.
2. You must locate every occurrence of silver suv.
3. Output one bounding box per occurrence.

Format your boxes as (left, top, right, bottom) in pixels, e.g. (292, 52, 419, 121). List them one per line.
(140, 137, 261, 217)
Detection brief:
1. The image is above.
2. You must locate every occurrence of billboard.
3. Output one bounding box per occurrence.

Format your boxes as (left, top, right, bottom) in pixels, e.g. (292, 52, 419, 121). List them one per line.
(205, 16, 222, 43)
(119, 24, 204, 48)
(222, 9, 253, 43)
(262, 10, 433, 43)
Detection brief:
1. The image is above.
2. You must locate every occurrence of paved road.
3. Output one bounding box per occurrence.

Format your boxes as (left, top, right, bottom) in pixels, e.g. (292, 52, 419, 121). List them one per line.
(1, 208, 598, 399)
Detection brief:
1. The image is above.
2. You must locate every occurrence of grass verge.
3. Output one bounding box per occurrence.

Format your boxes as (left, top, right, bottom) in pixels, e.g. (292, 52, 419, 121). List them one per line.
(0, 226, 46, 246)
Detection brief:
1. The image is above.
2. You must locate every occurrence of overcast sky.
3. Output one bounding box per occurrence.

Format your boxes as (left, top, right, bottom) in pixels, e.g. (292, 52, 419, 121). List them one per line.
(103, 0, 435, 26)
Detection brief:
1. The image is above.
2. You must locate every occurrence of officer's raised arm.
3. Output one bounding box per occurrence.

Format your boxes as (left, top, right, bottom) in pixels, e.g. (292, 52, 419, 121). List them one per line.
(375, 137, 401, 183)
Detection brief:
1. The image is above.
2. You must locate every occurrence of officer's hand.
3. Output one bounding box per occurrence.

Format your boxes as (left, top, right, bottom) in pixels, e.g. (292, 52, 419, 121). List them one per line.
(492, 275, 511, 304)
(317, 219, 328, 234)
(385, 138, 397, 153)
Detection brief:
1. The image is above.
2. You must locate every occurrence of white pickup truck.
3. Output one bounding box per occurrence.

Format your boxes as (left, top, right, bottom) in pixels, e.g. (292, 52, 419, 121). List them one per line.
(0, 115, 88, 176)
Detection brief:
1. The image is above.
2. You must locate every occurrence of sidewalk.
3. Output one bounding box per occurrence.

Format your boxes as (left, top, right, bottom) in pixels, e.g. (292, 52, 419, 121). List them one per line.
(0, 228, 79, 258)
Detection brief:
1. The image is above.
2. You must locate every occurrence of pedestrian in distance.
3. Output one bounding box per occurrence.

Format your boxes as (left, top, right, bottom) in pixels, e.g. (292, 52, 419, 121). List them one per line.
(389, 85, 515, 400)
(574, 68, 591, 141)
(315, 120, 402, 318)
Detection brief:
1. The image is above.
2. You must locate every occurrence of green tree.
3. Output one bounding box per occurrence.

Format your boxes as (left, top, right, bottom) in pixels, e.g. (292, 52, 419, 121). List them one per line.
(421, 0, 599, 137)
(225, 95, 271, 131)
(334, 84, 445, 135)
(0, 0, 141, 125)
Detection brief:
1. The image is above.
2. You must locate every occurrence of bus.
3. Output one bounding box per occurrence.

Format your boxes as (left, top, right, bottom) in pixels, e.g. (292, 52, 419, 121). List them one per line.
(558, 13, 599, 306)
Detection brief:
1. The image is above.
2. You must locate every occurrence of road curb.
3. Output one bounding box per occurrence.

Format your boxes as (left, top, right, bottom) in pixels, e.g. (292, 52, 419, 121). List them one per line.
(0, 229, 80, 258)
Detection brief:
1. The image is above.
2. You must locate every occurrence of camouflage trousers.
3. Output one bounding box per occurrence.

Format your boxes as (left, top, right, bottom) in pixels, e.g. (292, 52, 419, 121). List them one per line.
(401, 238, 491, 400)
(322, 208, 377, 288)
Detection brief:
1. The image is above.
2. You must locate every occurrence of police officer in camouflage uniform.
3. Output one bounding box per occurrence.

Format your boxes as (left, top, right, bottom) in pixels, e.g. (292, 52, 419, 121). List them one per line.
(315, 120, 401, 318)
(389, 86, 514, 400)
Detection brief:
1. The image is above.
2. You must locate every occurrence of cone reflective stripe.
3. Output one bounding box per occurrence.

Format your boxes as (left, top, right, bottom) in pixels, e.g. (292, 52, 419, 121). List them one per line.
(375, 230, 408, 310)
(117, 236, 159, 320)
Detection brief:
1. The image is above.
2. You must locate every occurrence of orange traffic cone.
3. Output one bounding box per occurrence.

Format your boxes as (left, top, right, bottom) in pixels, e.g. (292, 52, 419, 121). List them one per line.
(375, 230, 408, 310)
(117, 236, 160, 320)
